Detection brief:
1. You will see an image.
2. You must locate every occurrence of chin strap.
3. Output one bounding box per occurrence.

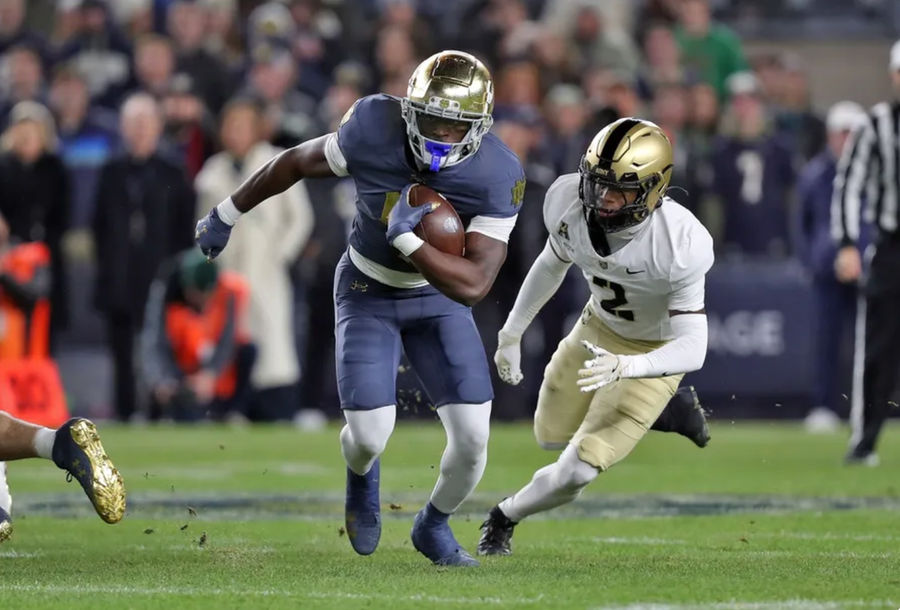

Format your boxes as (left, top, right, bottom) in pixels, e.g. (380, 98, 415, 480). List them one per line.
(425, 140, 451, 171)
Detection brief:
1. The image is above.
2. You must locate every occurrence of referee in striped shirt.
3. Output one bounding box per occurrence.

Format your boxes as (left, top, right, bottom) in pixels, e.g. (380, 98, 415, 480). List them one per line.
(831, 40, 900, 465)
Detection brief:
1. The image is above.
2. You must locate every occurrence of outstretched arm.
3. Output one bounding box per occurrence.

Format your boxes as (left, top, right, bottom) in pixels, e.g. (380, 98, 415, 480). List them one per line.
(231, 135, 336, 213)
(196, 135, 336, 258)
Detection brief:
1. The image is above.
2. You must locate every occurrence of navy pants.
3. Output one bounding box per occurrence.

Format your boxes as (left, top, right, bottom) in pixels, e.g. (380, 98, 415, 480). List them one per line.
(333, 253, 493, 410)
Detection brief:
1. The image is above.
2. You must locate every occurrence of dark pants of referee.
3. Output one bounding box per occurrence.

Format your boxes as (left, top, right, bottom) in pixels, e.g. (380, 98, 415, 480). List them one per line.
(850, 234, 900, 458)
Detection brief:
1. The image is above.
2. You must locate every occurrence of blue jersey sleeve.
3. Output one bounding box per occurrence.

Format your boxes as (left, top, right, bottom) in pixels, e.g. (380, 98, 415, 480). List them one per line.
(470, 134, 527, 220)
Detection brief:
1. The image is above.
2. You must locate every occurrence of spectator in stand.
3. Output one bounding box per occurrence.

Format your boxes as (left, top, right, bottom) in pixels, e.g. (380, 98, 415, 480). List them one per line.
(638, 23, 685, 100)
(166, 0, 232, 115)
(160, 73, 216, 181)
(774, 55, 825, 164)
(0, 45, 46, 121)
(651, 81, 692, 205)
(132, 34, 176, 100)
(373, 25, 420, 97)
(795, 101, 867, 430)
(0, 101, 70, 343)
(48, 63, 118, 229)
(285, 0, 345, 100)
(674, 0, 748, 101)
(140, 250, 255, 422)
(494, 60, 543, 113)
(195, 98, 314, 421)
(711, 72, 794, 258)
(92, 93, 195, 421)
(0, 0, 47, 61)
(543, 83, 590, 175)
(243, 44, 318, 149)
(682, 81, 720, 218)
(566, 1, 640, 79)
(55, 0, 133, 109)
(202, 0, 244, 72)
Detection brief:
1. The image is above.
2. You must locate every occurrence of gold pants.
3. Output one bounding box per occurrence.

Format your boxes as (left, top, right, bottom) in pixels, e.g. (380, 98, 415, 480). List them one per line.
(534, 304, 682, 470)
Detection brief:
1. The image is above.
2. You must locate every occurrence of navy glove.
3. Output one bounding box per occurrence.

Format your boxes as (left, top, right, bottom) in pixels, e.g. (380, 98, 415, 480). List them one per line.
(386, 183, 439, 244)
(195, 207, 232, 260)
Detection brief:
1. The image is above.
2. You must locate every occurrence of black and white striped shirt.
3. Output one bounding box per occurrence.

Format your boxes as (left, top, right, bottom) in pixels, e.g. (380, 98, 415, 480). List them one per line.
(832, 101, 900, 244)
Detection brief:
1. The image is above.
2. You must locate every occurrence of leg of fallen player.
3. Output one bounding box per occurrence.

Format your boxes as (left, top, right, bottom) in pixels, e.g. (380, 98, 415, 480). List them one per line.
(0, 411, 126, 543)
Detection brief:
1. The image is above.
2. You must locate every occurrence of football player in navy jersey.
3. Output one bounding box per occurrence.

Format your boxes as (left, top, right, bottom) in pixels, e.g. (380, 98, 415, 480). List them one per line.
(196, 51, 524, 567)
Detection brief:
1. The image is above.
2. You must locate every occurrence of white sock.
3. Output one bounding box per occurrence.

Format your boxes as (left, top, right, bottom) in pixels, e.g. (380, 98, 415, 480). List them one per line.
(33, 428, 55, 460)
(429, 401, 491, 514)
(340, 405, 396, 475)
(0, 462, 11, 514)
(499, 444, 599, 522)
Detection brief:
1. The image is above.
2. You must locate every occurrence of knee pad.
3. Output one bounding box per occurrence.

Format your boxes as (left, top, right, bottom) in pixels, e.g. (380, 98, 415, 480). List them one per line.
(574, 435, 617, 472)
(344, 406, 395, 457)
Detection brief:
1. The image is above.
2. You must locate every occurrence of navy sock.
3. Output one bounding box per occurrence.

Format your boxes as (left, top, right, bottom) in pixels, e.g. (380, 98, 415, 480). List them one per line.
(421, 502, 450, 525)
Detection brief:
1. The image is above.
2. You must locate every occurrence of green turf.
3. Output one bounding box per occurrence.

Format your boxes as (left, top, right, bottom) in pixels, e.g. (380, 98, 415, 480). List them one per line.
(2, 421, 899, 609)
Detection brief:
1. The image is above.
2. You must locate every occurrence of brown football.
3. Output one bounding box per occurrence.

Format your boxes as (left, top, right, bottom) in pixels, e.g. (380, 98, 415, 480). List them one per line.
(407, 184, 465, 257)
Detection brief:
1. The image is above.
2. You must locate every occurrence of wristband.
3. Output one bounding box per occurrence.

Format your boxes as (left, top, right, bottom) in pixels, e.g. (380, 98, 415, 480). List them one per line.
(392, 232, 425, 257)
(216, 197, 243, 226)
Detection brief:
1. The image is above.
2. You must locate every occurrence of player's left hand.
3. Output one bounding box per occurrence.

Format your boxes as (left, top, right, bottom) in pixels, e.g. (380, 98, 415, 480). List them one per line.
(576, 340, 622, 392)
(386, 183, 440, 244)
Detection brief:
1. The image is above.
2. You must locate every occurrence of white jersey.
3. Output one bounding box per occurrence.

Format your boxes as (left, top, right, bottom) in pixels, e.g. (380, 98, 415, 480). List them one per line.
(544, 173, 714, 341)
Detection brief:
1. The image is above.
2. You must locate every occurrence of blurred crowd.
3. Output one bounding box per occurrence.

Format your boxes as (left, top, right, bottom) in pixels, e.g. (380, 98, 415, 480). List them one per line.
(0, 0, 866, 422)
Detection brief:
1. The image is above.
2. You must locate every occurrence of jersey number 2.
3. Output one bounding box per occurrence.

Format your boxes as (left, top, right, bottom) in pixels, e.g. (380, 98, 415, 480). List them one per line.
(592, 277, 635, 321)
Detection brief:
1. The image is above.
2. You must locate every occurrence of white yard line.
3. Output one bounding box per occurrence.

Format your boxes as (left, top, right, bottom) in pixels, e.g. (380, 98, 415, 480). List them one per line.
(598, 601, 896, 610)
(0, 583, 546, 605)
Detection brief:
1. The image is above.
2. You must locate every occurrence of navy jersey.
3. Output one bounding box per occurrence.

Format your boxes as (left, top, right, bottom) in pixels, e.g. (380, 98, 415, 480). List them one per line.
(336, 94, 526, 273)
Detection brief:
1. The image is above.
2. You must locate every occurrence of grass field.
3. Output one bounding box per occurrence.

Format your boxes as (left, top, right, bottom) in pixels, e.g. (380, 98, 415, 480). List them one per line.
(2, 420, 899, 609)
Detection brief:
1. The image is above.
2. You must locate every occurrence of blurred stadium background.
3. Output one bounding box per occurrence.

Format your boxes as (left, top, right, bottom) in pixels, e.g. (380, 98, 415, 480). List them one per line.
(0, 0, 898, 427)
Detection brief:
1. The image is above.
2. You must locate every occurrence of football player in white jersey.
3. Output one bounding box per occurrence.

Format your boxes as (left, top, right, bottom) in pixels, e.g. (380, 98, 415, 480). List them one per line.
(477, 118, 714, 556)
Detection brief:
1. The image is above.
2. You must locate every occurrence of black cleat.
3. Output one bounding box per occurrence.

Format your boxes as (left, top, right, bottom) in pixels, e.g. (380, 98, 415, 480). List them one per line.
(652, 385, 710, 448)
(477, 505, 517, 556)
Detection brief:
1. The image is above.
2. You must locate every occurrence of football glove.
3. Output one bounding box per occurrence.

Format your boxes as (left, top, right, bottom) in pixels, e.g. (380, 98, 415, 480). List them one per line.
(576, 340, 623, 392)
(494, 330, 523, 385)
(386, 183, 439, 244)
(195, 207, 233, 260)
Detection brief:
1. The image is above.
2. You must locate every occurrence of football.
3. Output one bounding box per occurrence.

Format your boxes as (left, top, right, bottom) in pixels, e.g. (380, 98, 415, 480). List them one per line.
(407, 184, 465, 257)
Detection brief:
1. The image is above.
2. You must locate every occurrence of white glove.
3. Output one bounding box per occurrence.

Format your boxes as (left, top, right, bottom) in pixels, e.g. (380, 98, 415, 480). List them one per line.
(494, 330, 523, 385)
(576, 340, 624, 392)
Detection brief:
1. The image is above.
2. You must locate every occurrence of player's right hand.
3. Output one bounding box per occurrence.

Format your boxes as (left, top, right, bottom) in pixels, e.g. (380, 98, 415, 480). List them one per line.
(494, 330, 523, 385)
(195, 208, 232, 260)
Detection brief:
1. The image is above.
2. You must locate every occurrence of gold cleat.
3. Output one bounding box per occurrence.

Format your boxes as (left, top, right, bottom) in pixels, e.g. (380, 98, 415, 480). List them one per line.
(0, 508, 11, 543)
(52, 419, 126, 524)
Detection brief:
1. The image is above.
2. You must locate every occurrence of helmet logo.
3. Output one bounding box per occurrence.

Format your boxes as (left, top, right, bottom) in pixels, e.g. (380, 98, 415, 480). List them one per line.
(427, 96, 461, 113)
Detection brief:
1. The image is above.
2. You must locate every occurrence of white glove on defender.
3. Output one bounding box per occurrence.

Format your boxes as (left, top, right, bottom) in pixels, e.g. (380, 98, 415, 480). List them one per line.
(494, 331, 523, 385)
(576, 340, 625, 392)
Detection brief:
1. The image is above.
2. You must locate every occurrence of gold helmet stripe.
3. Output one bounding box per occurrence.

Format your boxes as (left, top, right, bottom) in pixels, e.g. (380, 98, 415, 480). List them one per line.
(598, 118, 642, 167)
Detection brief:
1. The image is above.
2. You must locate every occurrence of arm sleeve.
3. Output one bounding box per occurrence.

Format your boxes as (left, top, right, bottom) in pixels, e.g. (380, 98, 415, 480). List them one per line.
(619, 313, 708, 378)
(832, 113, 877, 245)
(668, 225, 714, 312)
(499, 239, 571, 339)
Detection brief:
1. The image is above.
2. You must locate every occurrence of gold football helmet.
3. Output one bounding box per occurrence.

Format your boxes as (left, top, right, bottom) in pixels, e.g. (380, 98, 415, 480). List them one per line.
(401, 50, 494, 171)
(579, 118, 673, 232)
